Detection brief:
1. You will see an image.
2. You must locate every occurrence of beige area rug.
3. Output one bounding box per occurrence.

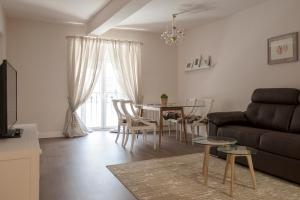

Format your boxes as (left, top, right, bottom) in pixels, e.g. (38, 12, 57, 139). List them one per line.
(107, 153, 300, 200)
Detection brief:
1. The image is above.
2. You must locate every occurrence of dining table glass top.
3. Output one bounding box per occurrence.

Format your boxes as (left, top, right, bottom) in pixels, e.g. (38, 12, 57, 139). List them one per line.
(136, 103, 205, 108)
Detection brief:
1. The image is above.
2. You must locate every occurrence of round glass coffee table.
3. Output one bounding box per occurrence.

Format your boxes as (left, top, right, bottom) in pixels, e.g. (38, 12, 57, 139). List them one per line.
(217, 145, 257, 197)
(192, 136, 237, 185)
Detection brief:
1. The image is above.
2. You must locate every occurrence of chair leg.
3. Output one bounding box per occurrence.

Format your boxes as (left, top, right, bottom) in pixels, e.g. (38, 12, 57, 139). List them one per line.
(115, 125, 121, 143)
(142, 130, 147, 142)
(130, 131, 137, 152)
(145, 130, 148, 141)
(168, 121, 171, 136)
(175, 123, 178, 140)
(191, 126, 194, 145)
(121, 126, 126, 146)
(153, 127, 157, 150)
(180, 122, 183, 142)
(124, 129, 130, 147)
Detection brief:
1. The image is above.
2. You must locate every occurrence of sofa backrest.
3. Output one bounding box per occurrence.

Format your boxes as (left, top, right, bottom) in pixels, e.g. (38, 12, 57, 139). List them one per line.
(246, 88, 299, 132)
(290, 106, 300, 133)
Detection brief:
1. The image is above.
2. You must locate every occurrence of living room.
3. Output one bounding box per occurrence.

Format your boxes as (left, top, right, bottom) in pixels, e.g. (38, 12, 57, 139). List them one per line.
(0, 0, 299, 200)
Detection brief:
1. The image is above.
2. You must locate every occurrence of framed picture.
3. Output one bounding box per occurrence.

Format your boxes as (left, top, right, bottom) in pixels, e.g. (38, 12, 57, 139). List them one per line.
(268, 32, 298, 65)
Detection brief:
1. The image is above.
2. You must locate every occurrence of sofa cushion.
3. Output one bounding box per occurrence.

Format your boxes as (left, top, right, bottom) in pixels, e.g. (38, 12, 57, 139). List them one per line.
(289, 106, 300, 134)
(246, 103, 296, 132)
(252, 88, 299, 105)
(217, 125, 269, 148)
(259, 131, 300, 160)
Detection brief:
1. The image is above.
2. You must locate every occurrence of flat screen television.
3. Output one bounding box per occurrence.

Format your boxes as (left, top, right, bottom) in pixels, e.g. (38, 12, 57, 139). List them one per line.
(0, 60, 22, 138)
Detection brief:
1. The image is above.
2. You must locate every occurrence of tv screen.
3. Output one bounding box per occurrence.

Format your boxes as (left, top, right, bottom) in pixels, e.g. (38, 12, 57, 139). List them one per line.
(6, 62, 17, 128)
(0, 60, 18, 135)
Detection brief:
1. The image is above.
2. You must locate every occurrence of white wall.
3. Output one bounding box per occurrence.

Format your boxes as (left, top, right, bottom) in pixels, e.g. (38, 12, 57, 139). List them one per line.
(7, 18, 86, 138)
(0, 3, 6, 60)
(101, 29, 177, 103)
(7, 19, 177, 138)
(177, 0, 300, 112)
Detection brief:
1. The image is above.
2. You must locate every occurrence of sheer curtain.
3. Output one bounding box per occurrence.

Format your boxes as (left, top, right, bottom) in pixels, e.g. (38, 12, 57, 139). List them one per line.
(63, 37, 107, 137)
(108, 41, 142, 104)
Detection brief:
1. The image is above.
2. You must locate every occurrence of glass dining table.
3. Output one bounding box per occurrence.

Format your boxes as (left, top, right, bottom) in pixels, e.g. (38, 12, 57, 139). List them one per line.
(136, 104, 205, 147)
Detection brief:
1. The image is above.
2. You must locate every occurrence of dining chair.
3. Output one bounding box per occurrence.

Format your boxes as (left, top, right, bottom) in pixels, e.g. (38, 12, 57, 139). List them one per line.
(112, 99, 127, 146)
(120, 100, 157, 151)
(188, 98, 214, 144)
(165, 98, 197, 140)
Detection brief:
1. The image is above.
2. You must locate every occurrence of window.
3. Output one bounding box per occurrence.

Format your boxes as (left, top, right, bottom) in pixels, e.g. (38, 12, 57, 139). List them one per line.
(77, 51, 127, 129)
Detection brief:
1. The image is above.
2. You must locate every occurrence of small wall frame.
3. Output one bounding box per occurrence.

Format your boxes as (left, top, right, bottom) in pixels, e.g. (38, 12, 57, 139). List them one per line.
(268, 32, 298, 65)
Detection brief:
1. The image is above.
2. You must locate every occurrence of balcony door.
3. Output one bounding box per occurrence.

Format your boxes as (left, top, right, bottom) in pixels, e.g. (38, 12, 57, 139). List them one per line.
(77, 51, 127, 130)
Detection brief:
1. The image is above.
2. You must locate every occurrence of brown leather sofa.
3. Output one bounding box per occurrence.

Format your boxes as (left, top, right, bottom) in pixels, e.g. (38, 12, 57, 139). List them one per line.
(208, 88, 300, 184)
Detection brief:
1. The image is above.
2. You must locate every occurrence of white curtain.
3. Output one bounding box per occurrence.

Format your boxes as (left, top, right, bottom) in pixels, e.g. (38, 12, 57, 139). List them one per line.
(108, 41, 142, 104)
(63, 37, 106, 137)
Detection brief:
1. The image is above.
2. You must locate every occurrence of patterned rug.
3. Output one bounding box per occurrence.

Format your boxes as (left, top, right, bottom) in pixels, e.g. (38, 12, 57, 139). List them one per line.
(107, 153, 300, 200)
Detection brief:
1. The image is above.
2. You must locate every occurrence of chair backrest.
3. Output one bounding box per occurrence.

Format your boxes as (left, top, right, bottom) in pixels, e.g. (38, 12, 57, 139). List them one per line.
(119, 100, 138, 127)
(184, 98, 197, 115)
(128, 101, 139, 117)
(202, 98, 214, 119)
(191, 98, 214, 119)
(120, 100, 139, 117)
(112, 99, 125, 122)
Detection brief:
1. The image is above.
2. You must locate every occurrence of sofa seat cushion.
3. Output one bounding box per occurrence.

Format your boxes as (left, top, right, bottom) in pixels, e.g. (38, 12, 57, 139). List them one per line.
(217, 125, 269, 148)
(259, 131, 300, 160)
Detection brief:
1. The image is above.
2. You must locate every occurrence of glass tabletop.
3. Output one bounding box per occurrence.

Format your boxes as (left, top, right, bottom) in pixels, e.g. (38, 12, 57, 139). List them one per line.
(192, 136, 237, 146)
(217, 145, 257, 155)
(136, 104, 205, 108)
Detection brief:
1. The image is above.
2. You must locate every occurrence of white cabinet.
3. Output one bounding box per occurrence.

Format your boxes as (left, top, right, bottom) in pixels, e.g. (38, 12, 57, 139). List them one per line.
(0, 124, 41, 200)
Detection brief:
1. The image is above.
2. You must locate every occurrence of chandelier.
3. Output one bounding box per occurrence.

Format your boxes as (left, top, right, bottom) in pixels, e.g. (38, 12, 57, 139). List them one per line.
(161, 14, 184, 45)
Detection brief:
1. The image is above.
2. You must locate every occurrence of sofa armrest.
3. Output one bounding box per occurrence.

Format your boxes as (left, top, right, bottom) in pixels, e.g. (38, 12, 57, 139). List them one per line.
(207, 111, 248, 126)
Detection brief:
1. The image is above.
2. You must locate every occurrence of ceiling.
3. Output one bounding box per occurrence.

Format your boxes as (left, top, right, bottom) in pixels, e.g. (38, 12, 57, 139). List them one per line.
(116, 0, 267, 32)
(1, 0, 111, 24)
(0, 0, 268, 32)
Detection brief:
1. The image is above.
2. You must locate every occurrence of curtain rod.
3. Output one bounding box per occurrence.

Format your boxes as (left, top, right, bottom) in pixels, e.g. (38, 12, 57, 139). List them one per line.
(66, 35, 144, 45)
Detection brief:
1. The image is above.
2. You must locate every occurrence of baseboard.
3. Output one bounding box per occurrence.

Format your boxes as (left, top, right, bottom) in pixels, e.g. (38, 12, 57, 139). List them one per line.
(39, 131, 64, 138)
